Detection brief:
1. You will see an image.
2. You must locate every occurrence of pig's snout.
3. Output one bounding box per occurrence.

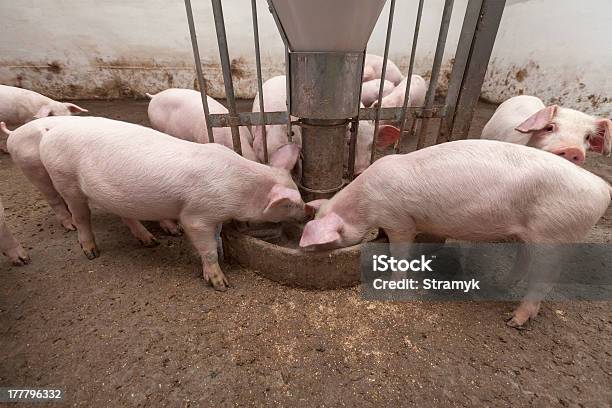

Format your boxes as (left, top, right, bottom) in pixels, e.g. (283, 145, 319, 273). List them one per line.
(551, 147, 585, 165)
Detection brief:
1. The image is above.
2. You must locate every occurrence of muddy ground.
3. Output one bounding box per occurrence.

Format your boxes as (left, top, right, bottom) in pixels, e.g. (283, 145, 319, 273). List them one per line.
(0, 99, 611, 407)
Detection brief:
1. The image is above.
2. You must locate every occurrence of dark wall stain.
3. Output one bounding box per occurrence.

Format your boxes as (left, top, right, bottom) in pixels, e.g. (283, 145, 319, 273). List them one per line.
(230, 57, 247, 80)
(515, 68, 527, 82)
(93, 77, 138, 99)
(47, 61, 62, 74)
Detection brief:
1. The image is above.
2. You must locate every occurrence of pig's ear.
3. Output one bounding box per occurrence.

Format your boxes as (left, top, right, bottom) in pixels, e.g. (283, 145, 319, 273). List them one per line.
(305, 199, 329, 218)
(590, 119, 612, 156)
(299, 212, 344, 248)
(63, 102, 88, 114)
(264, 184, 302, 214)
(515, 105, 558, 133)
(33, 105, 52, 119)
(377, 125, 401, 149)
(269, 143, 300, 172)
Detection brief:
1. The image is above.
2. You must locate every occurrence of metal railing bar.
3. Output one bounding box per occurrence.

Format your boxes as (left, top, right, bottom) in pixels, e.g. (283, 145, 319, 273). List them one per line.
(251, 0, 269, 163)
(184, 0, 215, 143)
(371, 0, 396, 165)
(416, 0, 454, 150)
(211, 0, 242, 155)
(395, 0, 424, 153)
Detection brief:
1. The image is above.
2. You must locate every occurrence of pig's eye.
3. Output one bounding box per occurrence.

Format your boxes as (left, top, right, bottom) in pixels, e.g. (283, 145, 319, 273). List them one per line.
(585, 135, 591, 141)
(545, 124, 555, 132)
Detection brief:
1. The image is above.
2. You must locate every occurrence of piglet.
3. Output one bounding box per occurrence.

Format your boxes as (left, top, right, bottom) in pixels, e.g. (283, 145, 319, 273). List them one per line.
(300, 139, 611, 327)
(0, 196, 30, 266)
(362, 54, 404, 85)
(253, 76, 400, 175)
(147, 88, 257, 162)
(361, 79, 395, 107)
(252, 75, 302, 170)
(37, 117, 308, 290)
(481, 95, 611, 165)
(4, 118, 183, 239)
(0, 85, 87, 130)
(372, 75, 427, 110)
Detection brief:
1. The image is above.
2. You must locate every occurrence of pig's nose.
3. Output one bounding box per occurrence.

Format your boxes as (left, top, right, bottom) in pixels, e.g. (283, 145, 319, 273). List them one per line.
(552, 147, 585, 165)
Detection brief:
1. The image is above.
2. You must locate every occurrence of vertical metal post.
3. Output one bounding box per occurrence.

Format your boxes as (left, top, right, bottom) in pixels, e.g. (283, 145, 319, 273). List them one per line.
(301, 119, 347, 201)
(348, 57, 366, 180)
(251, 0, 268, 163)
(416, 0, 454, 150)
(211, 0, 242, 155)
(265, 1, 292, 143)
(285, 47, 293, 143)
(438, 0, 506, 143)
(371, 0, 396, 165)
(184, 0, 214, 143)
(395, 0, 425, 153)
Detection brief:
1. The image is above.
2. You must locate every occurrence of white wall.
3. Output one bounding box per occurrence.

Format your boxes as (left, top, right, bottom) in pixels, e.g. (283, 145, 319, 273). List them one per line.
(0, 0, 610, 116)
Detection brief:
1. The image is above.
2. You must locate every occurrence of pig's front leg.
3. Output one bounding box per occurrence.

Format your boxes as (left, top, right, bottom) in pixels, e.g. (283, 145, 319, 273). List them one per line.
(0, 223, 30, 266)
(506, 245, 559, 328)
(181, 217, 228, 291)
(159, 219, 183, 236)
(383, 227, 416, 281)
(121, 218, 159, 247)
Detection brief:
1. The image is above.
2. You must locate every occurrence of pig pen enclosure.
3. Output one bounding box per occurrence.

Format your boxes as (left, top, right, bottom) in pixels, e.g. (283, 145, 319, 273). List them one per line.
(1, 0, 612, 406)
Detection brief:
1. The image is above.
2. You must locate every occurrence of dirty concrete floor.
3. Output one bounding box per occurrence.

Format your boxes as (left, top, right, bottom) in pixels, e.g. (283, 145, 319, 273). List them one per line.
(1, 99, 611, 407)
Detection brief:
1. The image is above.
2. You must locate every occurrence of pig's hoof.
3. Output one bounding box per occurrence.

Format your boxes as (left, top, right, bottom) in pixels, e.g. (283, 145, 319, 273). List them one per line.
(139, 236, 159, 248)
(210, 275, 228, 292)
(81, 243, 99, 260)
(204, 271, 229, 292)
(7, 248, 31, 266)
(13, 255, 31, 266)
(61, 219, 77, 231)
(160, 220, 183, 237)
(505, 314, 531, 330)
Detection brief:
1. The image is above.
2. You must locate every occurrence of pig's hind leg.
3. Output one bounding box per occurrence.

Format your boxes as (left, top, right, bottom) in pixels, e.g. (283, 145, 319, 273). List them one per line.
(62, 193, 99, 260)
(21, 164, 75, 231)
(181, 215, 228, 291)
(121, 218, 159, 247)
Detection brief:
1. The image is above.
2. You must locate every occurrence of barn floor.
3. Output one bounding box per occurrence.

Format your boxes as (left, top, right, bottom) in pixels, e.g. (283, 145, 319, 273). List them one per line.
(1, 99, 611, 407)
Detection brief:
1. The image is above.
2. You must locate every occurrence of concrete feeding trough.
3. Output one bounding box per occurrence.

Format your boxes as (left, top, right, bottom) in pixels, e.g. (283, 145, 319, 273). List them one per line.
(223, 223, 383, 290)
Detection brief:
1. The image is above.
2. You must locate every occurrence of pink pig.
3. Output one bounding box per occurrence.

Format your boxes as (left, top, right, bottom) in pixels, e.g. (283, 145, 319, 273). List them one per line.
(146, 88, 258, 162)
(0, 85, 87, 132)
(481, 95, 611, 165)
(253, 76, 400, 175)
(4, 118, 185, 238)
(372, 75, 427, 110)
(251, 76, 303, 170)
(360, 79, 395, 107)
(362, 54, 404, 85)
(36, 117, 309, 290)
(300, 139, 611, 327)
(0, 196, 30, 266)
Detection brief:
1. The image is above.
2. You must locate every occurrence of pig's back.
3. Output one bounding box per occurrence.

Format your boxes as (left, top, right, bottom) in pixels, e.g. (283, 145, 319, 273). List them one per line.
(367, 140, 610, 240)
(39, 117, 250, 219)
(148, 88, 214, 143)
(481, 95, 545, 143)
